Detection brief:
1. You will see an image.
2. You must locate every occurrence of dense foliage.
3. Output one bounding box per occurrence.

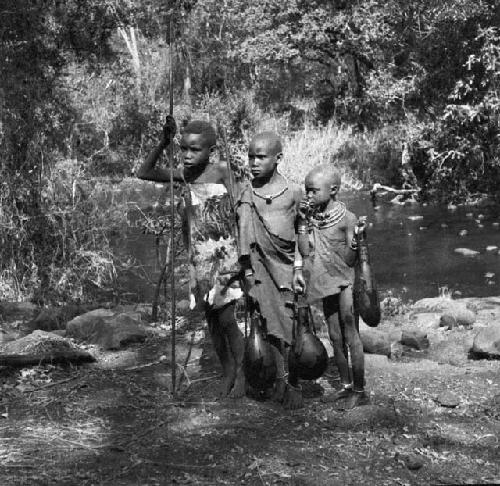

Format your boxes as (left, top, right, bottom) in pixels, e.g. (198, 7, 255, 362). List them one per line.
(1, 0, 500, 301)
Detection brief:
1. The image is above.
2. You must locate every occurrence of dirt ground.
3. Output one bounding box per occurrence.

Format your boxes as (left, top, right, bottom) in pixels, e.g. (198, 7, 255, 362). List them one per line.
(0, 313, 499, 486)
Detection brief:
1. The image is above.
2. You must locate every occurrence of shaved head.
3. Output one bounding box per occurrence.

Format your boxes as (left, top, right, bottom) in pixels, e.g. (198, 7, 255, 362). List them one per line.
(249, 131, 283, 156)
(307, 164, 341, 188)
(183, 120, 217, 148)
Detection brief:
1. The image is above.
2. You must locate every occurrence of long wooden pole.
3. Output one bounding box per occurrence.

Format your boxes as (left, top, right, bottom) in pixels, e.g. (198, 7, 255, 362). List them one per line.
(168, 13, 177, 398)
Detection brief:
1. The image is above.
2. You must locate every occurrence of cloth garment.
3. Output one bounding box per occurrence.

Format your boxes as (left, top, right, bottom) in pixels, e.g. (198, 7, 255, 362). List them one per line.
(304, 203, 357, 303)
(237, 180, 302, 344)
(182, 182, 242, 310)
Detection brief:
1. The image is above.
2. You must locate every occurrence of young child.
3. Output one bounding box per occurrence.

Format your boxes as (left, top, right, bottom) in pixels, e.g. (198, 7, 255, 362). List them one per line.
(293, 164, 368, 409)
(237, 131, 304, 410)
(137, 116, 245, 398)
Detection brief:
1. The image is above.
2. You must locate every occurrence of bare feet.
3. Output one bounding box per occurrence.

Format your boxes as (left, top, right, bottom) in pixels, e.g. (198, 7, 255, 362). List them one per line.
(283, 384, 304, 410)
(229, 371, 246, 399)
(320, 384, 352, 403)
(342, 390, 370, 409)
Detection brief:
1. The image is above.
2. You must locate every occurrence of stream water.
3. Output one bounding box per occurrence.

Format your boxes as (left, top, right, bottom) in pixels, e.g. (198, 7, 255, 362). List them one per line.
(118, 181, 500, 303)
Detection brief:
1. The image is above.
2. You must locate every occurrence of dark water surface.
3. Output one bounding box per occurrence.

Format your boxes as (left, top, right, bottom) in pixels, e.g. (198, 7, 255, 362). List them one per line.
(119, 181, 500, 303)
(344, 192, 500, 302)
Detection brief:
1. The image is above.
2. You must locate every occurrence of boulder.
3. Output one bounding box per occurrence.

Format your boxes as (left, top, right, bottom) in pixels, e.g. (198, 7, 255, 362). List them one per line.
(412, 298, 476, 327)
(470, 324, 500, 359)
(23, 304, 94, 333)
(1, 330, 76, 355)
(409, 312, 441, 330)
(0, 302, 38, 322)
(401, 330, 430, 350)
(360, 328, 392, 356)
(66, 310, 147, 350)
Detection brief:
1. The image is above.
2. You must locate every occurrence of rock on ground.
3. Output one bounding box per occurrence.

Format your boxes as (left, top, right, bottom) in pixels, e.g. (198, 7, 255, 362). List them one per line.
(437, 391, 460, 408)
(401, 330, 430, 350)
(412, 298, 476, 327)
(470, 323, 500, 359)
(1, 330, 78, 355)
(66, 310, 147, 350)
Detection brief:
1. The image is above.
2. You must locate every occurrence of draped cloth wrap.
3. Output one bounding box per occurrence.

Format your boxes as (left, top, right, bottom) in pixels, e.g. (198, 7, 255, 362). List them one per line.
(236, 182, 296, 344)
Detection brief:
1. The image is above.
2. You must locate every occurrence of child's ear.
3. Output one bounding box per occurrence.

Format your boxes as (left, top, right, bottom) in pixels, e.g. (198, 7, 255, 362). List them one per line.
(275, 151, 283, 163)
(330, 184, 339, 194)
(209, 145, 217, 156)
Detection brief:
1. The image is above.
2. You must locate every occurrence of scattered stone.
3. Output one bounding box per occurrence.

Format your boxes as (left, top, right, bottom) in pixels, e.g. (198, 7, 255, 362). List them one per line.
(440, 223, 448, 228)
(0, 302, 38, 322)
(407, 215, 423, 221)
(478, 224, 484, 228)
(478, 214, 485, 220)
(484, 272, 495, 279)
(335, 405, 398, 429)
(419, 226, 427, 230)
(454, 247, 479, 256)
(66, 310, 147, 350)
(397, 453, 424, 471)
(486, 246, 498, 252)
(409, 312, 441, 330)
(437, 391, 460, 408)
(439, 314, 456, 329)
(448, 204, 457, 210)
(466, 212, 473, 217)
(493, 222, 500, 228)
(458, 230, 468, 236)
(471, 324, 500, 359)
(359, 328, 392, 356)
(401, 330, 430, 350)
(1, 330, 78, 355)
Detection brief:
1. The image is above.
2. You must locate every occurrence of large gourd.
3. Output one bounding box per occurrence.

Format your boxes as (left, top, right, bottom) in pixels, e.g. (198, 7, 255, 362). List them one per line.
(353, 222, 381, 327)
(288, 299, 328, 380)
(243, 311, 277, 390)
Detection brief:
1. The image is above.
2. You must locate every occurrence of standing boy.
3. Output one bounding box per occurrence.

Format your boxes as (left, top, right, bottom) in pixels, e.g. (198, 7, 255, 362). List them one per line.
(293, 164, 368, 409)
(137, 116, 245, 398)
(237, 131, 304, 410)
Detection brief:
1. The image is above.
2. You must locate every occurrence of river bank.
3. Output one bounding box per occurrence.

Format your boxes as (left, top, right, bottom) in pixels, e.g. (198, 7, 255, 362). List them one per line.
(0, 294, 499, 484)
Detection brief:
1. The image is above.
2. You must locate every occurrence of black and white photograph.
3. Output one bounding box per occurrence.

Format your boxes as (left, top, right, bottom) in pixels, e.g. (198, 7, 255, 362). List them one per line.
(1, 1, 499, 484)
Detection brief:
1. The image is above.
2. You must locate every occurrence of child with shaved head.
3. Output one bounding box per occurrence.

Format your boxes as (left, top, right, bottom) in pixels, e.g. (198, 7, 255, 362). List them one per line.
(237, 131, 304, 409)
(138, 116, 245, 398)
(293, 164, 369, 409)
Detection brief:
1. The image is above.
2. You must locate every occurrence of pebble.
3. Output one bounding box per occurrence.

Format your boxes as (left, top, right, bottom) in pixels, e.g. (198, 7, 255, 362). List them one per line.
(493, 222, 500, 228)
(454, 248, 479, 256)
(437, 391, 460, 408)
(419, 226, 427, 230)
(466, 212, 474, 217)
(407, 215, 424, 221)
(441, 223, 448, 228)
(458, 230, 468, 236)
(448, 204, 457, 210)
(478, 224, 484, 228)
(486, 246, 498, 252)
(478, 214, 485, 219)
(485, 272, 495, 278)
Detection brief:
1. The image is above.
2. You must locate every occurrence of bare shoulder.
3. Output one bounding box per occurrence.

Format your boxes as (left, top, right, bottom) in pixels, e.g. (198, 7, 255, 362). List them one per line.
(344, 207, 358, 227)
(286, 179, 303, 202)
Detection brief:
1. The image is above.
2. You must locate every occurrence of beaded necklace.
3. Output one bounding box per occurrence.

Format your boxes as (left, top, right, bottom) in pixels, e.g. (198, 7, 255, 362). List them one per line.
(252, 186, 288, 204)
(310, 201, 346, 229)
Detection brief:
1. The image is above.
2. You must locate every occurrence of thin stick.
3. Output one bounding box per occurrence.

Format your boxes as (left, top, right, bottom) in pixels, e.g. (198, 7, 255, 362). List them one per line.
(168, 12, 177, 399)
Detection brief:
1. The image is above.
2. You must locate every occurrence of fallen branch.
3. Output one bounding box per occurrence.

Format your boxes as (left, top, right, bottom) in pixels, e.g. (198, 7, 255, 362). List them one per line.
(0, 351, 95, 368)
(371, 183, 419, 194)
